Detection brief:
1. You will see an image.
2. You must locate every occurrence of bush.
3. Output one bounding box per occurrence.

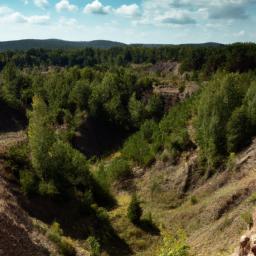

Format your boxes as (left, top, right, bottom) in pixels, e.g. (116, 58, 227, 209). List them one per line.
(122, 133, 155, 167)
(59, 237, 76, 256)
(6, 143, 30, 178)
(47, 222, 76, 256)
(47, 222, 63, 243)
(158, 230, 189, 256)
(87, 236, 101, 256)
(190, 196, 198, 205)
(19, 171, 37, 195)
(127, 194, 142, 224)
(159, 99, 194, 160)
(38, 180, 58, 197)
(106, 158, 131, 182)
(226, 152, 236, 172)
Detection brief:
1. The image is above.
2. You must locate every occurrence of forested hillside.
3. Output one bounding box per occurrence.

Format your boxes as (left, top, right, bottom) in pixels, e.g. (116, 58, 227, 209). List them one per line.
(0, 39, 126, 51)
(1, 43, 256, 256)
(0, 39, 223, 52)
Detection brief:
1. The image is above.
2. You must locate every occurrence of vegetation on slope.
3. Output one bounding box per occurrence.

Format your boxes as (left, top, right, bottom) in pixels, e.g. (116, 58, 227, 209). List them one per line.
(1, 43, 256, 255)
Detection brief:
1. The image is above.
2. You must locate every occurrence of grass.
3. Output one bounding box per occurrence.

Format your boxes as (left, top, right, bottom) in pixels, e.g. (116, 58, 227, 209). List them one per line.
(108, 193, 160, 255)
(125, 144, 256, 256)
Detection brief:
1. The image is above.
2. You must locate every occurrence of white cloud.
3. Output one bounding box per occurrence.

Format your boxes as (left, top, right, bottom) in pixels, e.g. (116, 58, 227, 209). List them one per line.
(0, 6, 13, 15)
(33, 0, 49, 9)
(59, 17, 78, 26)
(160, 11, 196, 24)
(0, 5, 50, 25)
(115, 4, 140, 17)
(26, 15, 50, 24)
(56, 0, 78, 12)
(83, 0, 112, 15)
(136, 0, 256, 26)
(234, 30, 245, 37)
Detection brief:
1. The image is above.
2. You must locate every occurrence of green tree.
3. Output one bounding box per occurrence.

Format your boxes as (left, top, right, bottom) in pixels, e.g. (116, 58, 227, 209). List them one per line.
(244, 81, 256, 127)
(28, 96, 55, 178)
(196, 73, 246, 168)
(128, 93, 145, 127)
(1, 62, 30, 108)
(226, 107, 251, 153)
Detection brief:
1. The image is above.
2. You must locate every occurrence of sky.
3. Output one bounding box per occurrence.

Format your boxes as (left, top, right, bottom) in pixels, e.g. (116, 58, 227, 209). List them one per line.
(0, 0, 256, 44)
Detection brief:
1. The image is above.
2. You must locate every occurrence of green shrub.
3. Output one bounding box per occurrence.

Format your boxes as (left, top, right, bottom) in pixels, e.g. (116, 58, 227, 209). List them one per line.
(226, 152, 236, 172)
(122, 133, 155, 167)
(87, 236, 101, 256)
(190, 196, 198, 205)
(158, 230, 189, 256)
(19, 171, 37, 195)
(47, 222, 63, 244)
(106, 158, 131, 182)
(47, 222, 76, 256)
(59, 237, 76, 256)
(6, 143, 30, 177)
(127, 194, 142, 224)
(38, 181, 58, 197)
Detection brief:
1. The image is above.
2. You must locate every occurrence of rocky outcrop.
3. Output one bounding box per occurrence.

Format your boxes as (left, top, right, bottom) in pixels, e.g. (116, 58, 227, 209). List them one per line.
(233, 212, 256, 256)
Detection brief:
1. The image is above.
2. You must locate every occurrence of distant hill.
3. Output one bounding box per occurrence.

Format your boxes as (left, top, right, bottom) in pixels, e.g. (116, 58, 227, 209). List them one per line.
(0, 39, 224, 51)
(0, 39, 126, 51)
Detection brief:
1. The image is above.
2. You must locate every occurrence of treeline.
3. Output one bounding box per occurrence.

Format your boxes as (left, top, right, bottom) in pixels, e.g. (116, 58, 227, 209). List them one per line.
(1, 43, 256, 76)
(196, 72, 256, 170)
(0, 63, 164, 148)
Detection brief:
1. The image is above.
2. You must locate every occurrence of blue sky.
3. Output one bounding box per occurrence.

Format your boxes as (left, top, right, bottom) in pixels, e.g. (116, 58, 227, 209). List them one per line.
(0, 0, 256, 44)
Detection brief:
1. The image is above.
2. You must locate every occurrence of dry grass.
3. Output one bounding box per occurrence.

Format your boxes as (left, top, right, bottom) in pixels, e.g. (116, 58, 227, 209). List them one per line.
(0, 131, 27, 155)
(123, 138, 256, 256)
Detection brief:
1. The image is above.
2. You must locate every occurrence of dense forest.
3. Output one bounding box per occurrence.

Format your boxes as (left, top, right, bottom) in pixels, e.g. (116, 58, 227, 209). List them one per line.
(1, 43, 256, 256)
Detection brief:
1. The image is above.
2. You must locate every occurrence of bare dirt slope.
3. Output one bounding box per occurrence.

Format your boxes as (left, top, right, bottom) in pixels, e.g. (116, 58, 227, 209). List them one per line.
(0, 131, 52, 256)
(129, 138, 256, 256)
(0, 177, 51, 256)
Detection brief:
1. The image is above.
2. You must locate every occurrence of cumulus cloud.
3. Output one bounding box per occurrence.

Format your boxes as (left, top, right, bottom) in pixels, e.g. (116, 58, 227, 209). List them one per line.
(83, 0, 112, 15)
(33, 0, 48, 9)
(161, 12, 196, 24)
(115, 4, 140, 17)
(0, 5, 50, 25)
(137, 1, 197, 26)
(136, 0, 256, 26)
(0, 6, 13, 15)
(56, 0, 78, 12)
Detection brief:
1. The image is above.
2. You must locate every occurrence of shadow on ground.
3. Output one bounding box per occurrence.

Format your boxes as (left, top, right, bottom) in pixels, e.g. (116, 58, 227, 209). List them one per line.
(17, 194, 132, 256)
